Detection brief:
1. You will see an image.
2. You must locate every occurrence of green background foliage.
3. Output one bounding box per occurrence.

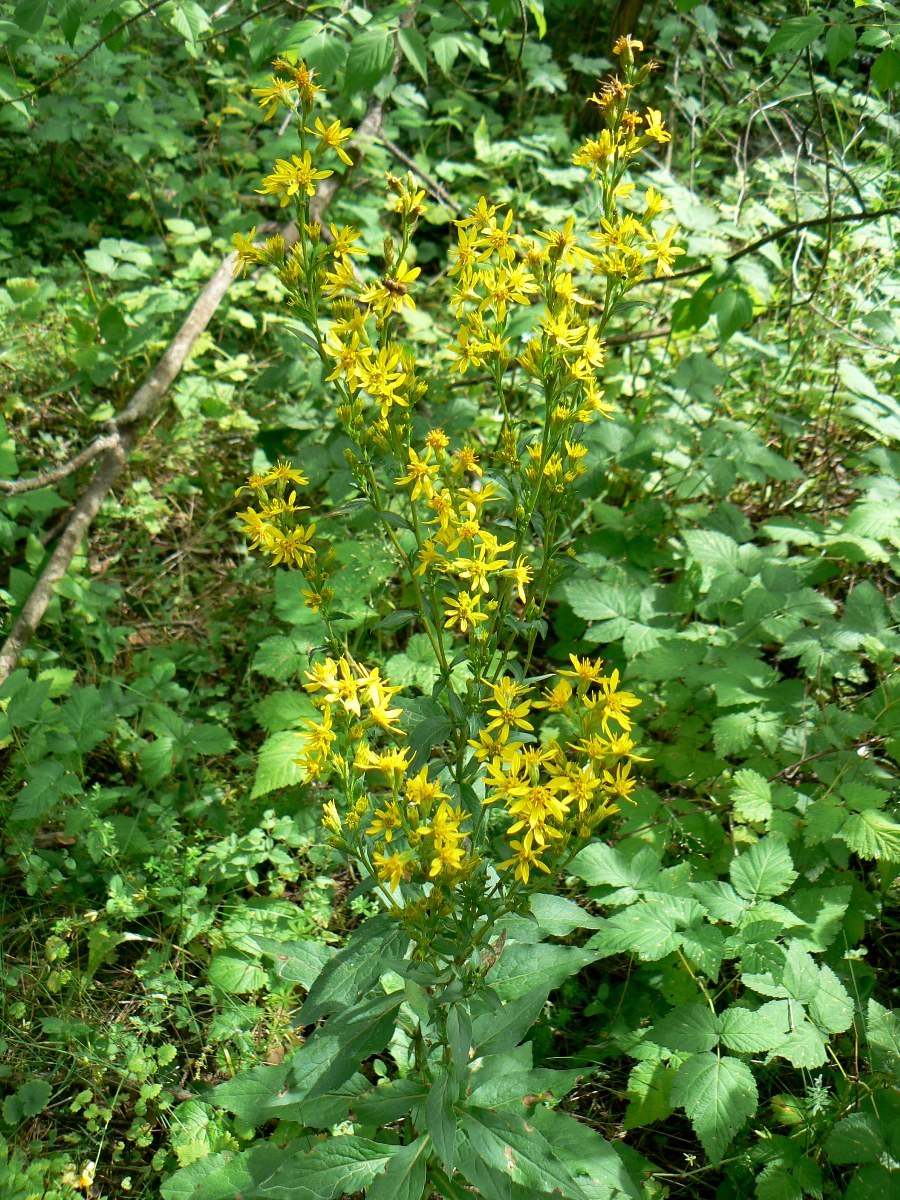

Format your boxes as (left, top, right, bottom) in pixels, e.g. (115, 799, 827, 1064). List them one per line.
(1, 0, 898, 1196)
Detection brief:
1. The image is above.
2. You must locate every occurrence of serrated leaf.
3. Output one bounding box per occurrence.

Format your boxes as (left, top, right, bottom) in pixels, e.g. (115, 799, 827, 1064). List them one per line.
(766, 16, 824, 56)
(301, 914, 408, 1022)
(867, 1000, 900, 1069)
(251, 730, 307, 799)
(827, 1113, 886, 1165)
(731, 769, 772, 823)
(718, 1006, 783, 1053)
(207, 952, 267, 995)
(760, 1000, 828, 1068)
(841, 809, 900, 862)
(809, 964, 853, 1034)
(488, 942, 595, 1000)
(460, 1106, 588, 1198)
(365, 1134, 429, 1200)
(569, 843, 660, 892)
(624, 1058, 676, 1129)
(398, 26, 428, 82)
(651, 1004, 719, 1053)
(588, 904, 681, 962)
(730, 836, 797, 901)
(671, 1053, 758, 1163)
(250, 936, 333, 989)
(344, 25, 394, 94)
(680, 924, 725, 982)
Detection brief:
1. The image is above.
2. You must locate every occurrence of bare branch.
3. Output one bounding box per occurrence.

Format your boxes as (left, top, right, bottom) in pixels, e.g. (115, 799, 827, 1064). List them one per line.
(0, 435, 120, 495)
(0, 76, 398, 683)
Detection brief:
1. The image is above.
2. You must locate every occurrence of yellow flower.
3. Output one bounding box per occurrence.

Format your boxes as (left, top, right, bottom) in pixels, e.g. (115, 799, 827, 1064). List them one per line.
(395, 447, 439, 501)
(588, 668, 642, 733)
(498, 839, 551, 885)
(643, 108, 672, 145)
(559, 654, 605, 688)
(534, 679, 573, 712)
(374, 849, 411, 891)
(257, 152, 334, 206)
(602, 761, 638, 802)
(443, 590, 488, 634)
(485, 678, 534, 736)
(306, 116, 354, 165)
(263, 460, 309, 488)
(232, 228, 262, 275)
(467, 728, 509, 761)
(360, 259, 421, 317)
(366, 801, 403, 842)
(650, 225, 685, 277)
(252, 77, 298, 120)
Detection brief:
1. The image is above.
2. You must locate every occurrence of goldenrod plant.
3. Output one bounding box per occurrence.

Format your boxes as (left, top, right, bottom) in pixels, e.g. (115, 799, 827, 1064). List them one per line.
(169, 37, 679, 1198)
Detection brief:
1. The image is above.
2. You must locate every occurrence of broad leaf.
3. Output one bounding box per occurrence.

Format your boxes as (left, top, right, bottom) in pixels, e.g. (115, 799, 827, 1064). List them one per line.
(671, 1053, 758, 1163)
(729, 836, 797, 901)
(460, 1106, 589, 1198)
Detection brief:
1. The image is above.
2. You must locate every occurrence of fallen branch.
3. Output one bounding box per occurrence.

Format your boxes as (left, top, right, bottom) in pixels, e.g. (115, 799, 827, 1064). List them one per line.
(0, 90, 388, 684)
(0, 434, 120, 495)
(645, 202, 900, 286)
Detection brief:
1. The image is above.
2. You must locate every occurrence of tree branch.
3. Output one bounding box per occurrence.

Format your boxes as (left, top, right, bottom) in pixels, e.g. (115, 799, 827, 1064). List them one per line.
(647, 203, 900, 286)
(0, 87, 392, 683)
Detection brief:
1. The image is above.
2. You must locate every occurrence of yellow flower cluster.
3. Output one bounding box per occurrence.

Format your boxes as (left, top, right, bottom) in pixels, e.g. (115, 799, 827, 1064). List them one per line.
(234, 461, 337, 610)
(475, 655, 644, 883)
(302, 655, 478, 895)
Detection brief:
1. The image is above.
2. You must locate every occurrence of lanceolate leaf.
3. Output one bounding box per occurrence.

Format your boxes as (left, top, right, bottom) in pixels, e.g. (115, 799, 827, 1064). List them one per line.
(460, 1106, 589, 1198)
(300, 914, 408, 1022)
(365, 1135, 429, 1200)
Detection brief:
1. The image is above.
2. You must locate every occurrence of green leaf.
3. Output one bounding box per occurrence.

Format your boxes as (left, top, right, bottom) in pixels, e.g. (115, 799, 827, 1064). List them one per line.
(365, 1135, 429, 1200)
(398, 26, 428, 82)
(569, 843, 660, 894)
(624, 1058, 676, 1129)
(827, 1113, 886, 1165)
(867, 1000, 900, 1070)
(730, 836, 797, 901)
(758, 1000, 828, 1068)
(354, 1079, 428, 1124)
(207, 952, 267, 995)
(587, 904, 681, 962)
(3, 1078, 51, 1123)
(718, 1007, 783, 1053)
(13, 0, 47, 35)
(249, 936, 333, 989)
(841, 809, 900, 862)
(488, 942, 596, 999)
(680, 925, 725, 982)
(529, 893, 604, 936)
(809, 964, 853, 1034)
(344, 25, 394, 95)
(872, 47, 900, 92)
(765, 16, 824, 56)
(55, 0, 85, 44)
(651, 1005, 719, 1054)
(459, 1106, 588, 1198)
(467, 1064, 583, 1109)
(731, 769, 772, 823)
(711, 287, 753, 341)
(426, 1069, 458, 1173)
(10, 761, 82, 822)
(825, 23, 856, 72)
(671, 1053, 758, 1163)
(471, 984, 550, 1054)
(251, 730, 307, 799)
(301, 914, 408, 1022)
